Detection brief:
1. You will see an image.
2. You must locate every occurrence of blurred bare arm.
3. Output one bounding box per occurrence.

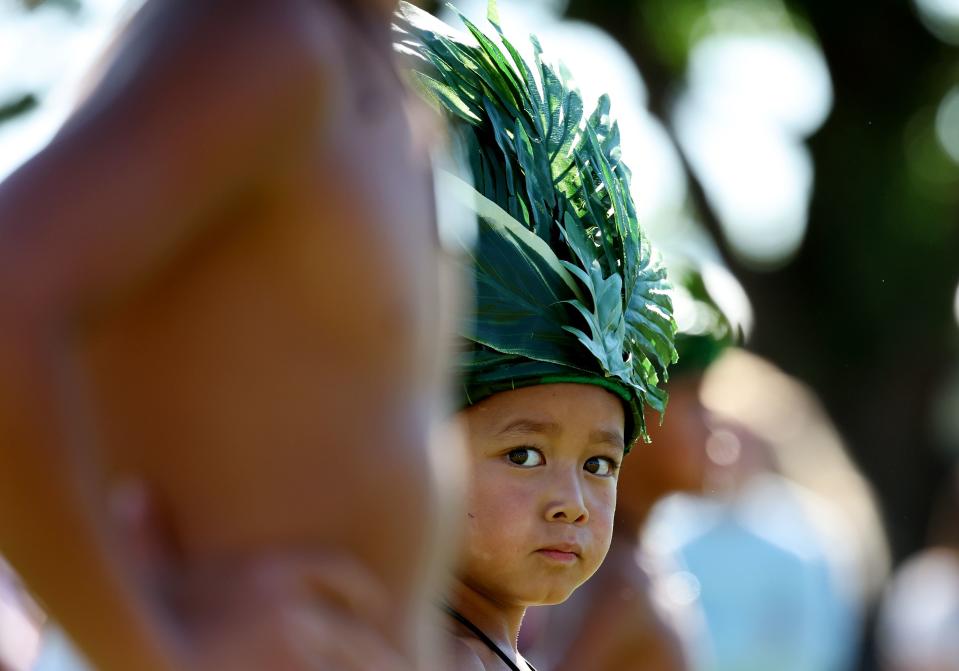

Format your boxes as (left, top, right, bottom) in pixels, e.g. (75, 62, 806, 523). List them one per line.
(0, 3, 326, 669)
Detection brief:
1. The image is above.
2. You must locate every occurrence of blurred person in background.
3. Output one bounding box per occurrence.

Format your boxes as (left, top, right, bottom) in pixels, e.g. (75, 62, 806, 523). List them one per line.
(517, 259, 743, 671)
(643, 350, 890, 671)
(0, 0, 460, 669)
(877, 464, 959, 671)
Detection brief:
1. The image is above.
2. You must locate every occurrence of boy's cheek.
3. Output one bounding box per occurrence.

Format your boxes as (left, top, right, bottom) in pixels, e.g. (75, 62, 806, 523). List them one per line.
(469, 468, 537, 515)
(463, 484, 537, 550)
(587, 490, 617, 546)
(589, 481, 617, 522)
(471, 490, 536, 535)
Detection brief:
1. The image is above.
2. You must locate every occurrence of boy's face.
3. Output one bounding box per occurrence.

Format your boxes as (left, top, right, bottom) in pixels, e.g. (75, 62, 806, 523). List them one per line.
(457, 383, 625, 607)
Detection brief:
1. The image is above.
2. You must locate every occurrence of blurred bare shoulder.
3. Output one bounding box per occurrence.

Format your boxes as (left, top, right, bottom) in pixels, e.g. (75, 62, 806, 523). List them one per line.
(75, 0, 341, 140)
(0, 0, 359, 313)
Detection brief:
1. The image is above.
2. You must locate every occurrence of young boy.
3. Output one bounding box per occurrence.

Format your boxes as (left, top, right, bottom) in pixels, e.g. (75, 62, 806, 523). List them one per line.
(519, 265, 743, 671)
(0, 1, 451, 669)
(396, 4, 678, 668)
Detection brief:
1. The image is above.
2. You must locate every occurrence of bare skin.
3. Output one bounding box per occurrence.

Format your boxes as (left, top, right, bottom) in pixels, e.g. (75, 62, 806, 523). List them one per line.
(447, 384, 625, 671)
(521, 375, 709, 671)
(0, 1, 449, 669)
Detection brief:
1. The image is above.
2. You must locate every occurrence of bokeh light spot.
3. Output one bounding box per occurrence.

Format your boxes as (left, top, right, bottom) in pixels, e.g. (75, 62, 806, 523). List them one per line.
(674, 31, 831, 268)
(675, 96, 814, 267)
(914, 0, 959, 43)
(0, 0, 141, 181)
(953, 280, 959, 328)
(935, 86, 959, 164)
(663, 570, 702, 606)
(706, 428, 743, 466)
(686, 33, 833, 137)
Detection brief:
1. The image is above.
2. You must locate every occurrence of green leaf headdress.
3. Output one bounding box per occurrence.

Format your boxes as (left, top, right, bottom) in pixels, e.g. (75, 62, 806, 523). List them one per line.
(395, 2, 678, 448)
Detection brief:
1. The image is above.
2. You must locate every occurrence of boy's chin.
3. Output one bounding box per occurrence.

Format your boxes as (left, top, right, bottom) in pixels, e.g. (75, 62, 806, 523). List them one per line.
(518, 579, 586, 607)
(533, 591, 576, 606)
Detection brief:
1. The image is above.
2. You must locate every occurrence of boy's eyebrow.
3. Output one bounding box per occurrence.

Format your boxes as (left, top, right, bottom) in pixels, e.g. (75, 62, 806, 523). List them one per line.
(590, 429, 626, 452)
(495, 419, 559, 437)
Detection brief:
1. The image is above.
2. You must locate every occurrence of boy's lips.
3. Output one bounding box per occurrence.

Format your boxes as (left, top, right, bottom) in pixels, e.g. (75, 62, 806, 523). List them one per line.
(535, 543, 582, 562)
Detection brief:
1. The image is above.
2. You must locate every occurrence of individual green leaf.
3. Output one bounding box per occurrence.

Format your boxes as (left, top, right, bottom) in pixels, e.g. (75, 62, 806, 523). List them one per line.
(559, 210, 597, 270)
(411, 71, 481, 123)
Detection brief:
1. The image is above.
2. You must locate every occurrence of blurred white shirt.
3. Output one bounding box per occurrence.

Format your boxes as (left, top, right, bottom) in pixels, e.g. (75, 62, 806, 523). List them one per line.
(644, 477, 863, 671)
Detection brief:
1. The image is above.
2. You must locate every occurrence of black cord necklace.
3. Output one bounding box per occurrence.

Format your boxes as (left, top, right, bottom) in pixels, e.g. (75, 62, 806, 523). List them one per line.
(443, 604, 537, 671)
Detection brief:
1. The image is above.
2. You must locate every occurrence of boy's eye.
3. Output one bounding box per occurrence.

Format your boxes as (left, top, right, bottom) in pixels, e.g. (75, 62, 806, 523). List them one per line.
(584, 456, 617, 477)
(506, 447, 545, 468)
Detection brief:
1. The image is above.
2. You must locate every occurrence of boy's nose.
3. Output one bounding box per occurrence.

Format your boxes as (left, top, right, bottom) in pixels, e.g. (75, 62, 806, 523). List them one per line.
(544, 472, 588, 525)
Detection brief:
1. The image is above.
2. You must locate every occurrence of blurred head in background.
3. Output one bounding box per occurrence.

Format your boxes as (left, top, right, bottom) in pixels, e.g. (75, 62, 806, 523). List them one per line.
(617, 257, 750, 527)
